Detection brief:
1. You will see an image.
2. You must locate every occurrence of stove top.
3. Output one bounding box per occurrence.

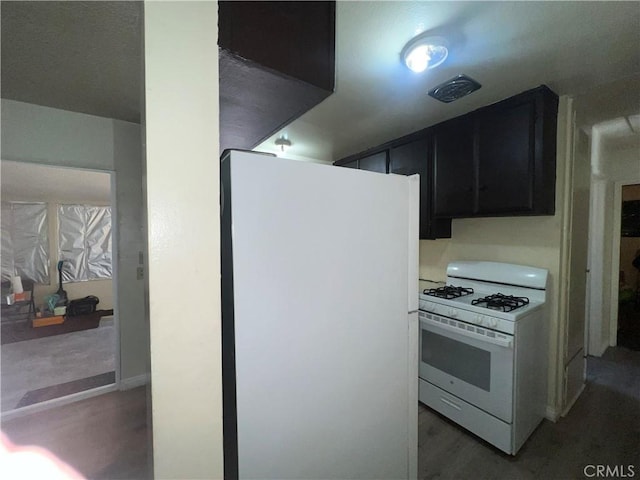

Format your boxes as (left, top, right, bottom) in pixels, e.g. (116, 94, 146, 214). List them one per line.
(419, 283, 544, 323)
(471, 293, 530, 312)
(423, 285, 474, 299)
(419, 262, 548, 331)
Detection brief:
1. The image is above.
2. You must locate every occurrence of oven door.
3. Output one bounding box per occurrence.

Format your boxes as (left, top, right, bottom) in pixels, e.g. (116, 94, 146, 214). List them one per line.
(419, 311, 514, 423)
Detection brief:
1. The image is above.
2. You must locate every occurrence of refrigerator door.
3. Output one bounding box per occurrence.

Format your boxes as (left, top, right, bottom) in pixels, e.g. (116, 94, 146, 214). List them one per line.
(407, 174, 419, 313)
(222, 150, 418, 480)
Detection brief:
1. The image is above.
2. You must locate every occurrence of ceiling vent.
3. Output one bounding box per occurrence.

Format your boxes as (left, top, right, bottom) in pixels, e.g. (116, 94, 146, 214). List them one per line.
(428, 75, 482, 103)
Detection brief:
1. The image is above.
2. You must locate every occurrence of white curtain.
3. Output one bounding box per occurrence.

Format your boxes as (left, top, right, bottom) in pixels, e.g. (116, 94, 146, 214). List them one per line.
(58, 205, 112, 281)
(1, 202, 50, 284)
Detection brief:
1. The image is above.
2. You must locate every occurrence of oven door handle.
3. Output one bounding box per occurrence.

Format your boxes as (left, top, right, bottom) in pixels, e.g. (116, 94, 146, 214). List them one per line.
(420, 314, 513, 349)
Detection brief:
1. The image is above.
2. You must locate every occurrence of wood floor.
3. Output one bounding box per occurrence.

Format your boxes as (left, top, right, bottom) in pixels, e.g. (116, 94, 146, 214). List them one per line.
(0, 347, 637, 480)
(1, 386, 151, 480)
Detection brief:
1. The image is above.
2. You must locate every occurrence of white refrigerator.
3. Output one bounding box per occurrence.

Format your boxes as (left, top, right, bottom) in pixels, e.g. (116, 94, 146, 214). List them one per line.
(221, 150, 419, 479)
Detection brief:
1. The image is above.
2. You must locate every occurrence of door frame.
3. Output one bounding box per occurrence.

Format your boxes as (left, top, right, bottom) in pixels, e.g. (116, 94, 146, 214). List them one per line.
(0, 161, 120, 419)
(586, 179, 607, 356)
(110, 170, 121, 388)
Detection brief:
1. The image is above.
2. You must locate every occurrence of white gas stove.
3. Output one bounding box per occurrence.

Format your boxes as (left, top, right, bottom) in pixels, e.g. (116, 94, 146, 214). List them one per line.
(418, 261, 549, 455)
(419, 261, 548, 333)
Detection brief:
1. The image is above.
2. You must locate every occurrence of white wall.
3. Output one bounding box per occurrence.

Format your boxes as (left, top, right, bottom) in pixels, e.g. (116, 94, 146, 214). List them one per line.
(144, 2, 223, 478)
(112, 120, 148, 382)
(1, 100, 115, 170)
(1, 99, 148, 383)
(419, 97, 571, 417)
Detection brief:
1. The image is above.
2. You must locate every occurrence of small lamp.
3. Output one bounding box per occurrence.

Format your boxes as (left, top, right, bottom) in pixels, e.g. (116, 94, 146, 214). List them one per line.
(275, 137, 292, 152)
(401, 34, 448, 73)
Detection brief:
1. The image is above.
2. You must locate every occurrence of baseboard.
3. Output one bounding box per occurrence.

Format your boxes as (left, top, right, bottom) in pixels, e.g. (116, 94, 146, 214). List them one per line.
(1, 384, 117, 421)
(545, 405, 560, 422)
(119, 373, 150, 390)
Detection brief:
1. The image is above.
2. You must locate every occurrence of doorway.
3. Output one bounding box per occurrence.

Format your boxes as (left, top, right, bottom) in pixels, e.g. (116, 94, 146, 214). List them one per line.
(0, 160, 119, 415)
(616, 184, 640, 350)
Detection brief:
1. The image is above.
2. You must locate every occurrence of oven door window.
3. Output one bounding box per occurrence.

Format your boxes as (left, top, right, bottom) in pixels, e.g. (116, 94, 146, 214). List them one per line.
(422, 330, 490, 391)
(419, 316, 514, 423)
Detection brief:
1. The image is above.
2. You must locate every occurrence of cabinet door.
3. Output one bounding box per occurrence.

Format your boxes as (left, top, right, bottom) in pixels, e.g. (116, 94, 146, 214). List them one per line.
(389, 138, 426, 176)
(218, 1, 335, 91)
(359, 151, 388, 173)
(340, 159, 359, 169)
(476, 101, 535, 214)
(432, 118, 475, 217)
(390, 137, 451, 239)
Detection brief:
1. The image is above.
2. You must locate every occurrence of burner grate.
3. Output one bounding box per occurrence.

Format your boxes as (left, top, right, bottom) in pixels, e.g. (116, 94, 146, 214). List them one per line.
(472, 293, 530, 312)
(423, 285, 474, 299)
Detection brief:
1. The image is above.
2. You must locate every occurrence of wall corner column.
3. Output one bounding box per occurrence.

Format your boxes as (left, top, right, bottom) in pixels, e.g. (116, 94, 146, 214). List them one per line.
(144, 2, 222, 478)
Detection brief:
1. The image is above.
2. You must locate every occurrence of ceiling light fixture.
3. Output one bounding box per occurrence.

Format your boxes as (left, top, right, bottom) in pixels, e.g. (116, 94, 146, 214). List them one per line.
(275, 137, 292, 152)
(401, 34, 448, 73)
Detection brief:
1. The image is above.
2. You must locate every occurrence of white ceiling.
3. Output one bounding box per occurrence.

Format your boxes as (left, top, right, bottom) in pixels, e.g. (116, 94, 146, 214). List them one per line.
(1, 1, 639, 164)
(593, 114, 640, 153)
(1, 1, 142, 123)
(1, 161, 111, 204)
(255, 1, 640, 162)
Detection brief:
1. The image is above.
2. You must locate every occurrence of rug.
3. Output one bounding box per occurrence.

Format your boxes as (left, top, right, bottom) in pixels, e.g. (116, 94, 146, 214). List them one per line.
(15, 371, 116, 408)
(1, 310, 113, 345)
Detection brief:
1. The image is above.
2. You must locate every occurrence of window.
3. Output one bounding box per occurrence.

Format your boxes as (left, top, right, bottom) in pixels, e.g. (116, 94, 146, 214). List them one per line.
(58, 205, 112, 282)
(1, 202, 50, 284)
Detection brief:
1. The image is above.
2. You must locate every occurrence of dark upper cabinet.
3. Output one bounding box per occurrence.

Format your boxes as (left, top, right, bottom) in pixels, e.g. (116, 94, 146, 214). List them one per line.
(334, 86, 558, 237)
(218, 2, 336, 153)
(341, 159, 359, 169)
(359, 151, 388, 173)
(389, 137, 452, 239)
(476, 99, 535, 214)
(389, 138, 427, 176)
(219, 1, 335, 92)
(434, 86, 558, 218)
(432, 117, 475, 217)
